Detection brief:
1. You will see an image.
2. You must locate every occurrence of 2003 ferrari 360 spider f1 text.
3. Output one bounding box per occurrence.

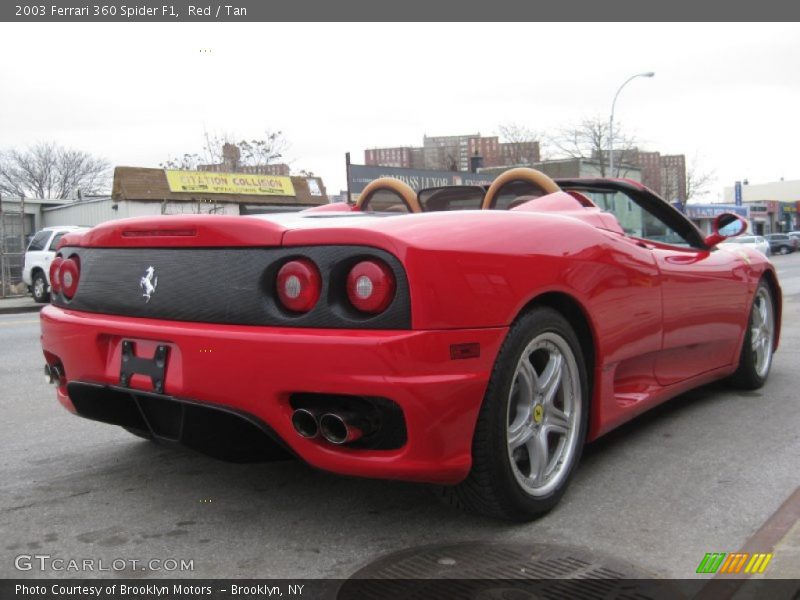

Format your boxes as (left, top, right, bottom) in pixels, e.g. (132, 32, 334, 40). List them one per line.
(40, 168, 781, 520)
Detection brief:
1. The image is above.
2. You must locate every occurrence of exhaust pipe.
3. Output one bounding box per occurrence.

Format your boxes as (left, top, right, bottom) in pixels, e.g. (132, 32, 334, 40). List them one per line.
(319, 412, 369, 445)
(44, 364, 62, 385)
(291, 408, 321, 439)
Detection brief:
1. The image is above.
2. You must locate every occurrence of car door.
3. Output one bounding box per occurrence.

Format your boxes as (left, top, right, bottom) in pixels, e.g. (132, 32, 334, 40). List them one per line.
(24, 230, 54, 281)
(648, 243, 749, 385)
(613, 205, 750, 385)
(560, 180, 752, 387)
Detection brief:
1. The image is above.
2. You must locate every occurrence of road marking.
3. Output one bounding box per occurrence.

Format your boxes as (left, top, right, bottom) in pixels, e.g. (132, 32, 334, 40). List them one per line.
(0, 319, 39, 327)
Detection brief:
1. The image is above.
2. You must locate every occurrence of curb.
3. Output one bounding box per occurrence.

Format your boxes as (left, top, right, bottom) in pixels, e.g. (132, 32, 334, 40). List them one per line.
(0, 303, 44, 315)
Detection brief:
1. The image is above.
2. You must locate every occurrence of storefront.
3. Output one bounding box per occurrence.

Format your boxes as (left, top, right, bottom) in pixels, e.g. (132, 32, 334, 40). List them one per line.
(782, 201, 799, 231)
(744, 201, 784, 235)
(685, 204, 750, 236)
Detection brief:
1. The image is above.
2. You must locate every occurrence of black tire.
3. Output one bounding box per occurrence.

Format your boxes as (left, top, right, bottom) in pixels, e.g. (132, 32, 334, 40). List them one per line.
(123, 426, 154, 441)
(32, 271, 49, 303)
(437, 306, 589, 521)
(727, 280, 776, 390)
(779, 246, 789, 255)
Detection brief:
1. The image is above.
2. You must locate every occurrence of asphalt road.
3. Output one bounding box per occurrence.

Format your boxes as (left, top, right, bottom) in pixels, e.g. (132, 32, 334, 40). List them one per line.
(1, 254, 799, 581)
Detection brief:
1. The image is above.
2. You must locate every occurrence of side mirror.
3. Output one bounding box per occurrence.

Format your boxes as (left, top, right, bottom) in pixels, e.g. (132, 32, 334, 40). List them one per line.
(704, 213, 748, 248)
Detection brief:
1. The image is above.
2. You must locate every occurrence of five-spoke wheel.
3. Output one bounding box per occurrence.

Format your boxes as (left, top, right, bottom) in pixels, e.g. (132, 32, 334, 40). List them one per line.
(441, 306, 588, 521)
(729, 280, 776, 389)
(506, 334, 581, 498)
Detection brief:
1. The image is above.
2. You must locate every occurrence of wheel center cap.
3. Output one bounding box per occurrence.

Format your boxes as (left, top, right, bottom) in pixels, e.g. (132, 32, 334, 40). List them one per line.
(533, 403, 544, 425)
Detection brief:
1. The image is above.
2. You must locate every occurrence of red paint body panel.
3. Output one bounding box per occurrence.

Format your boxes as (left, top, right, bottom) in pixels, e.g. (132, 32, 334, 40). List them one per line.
(41, 199, 783, 483)
(41, 305, 505, 484)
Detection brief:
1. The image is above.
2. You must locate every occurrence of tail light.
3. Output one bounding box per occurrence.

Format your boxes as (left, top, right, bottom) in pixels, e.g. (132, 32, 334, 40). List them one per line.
(60, 257, 80, 299)
(346, 260, 396, 314)
(49, 257, 64, 294)
(276, 259, 321, 313)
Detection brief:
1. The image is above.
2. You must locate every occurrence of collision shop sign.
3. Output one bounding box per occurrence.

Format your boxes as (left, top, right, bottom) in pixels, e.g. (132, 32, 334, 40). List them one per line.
(165, 170, 296, 196)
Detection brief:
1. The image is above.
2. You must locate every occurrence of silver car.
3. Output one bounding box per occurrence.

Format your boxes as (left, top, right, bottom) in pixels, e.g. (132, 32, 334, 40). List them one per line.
(719, 235, 771, 257)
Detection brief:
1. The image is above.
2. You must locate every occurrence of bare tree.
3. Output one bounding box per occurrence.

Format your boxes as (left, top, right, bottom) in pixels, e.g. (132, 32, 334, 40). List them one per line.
(0, 143, 110, 199)
(549, 116, 637, 177)
(238, 132, 289, 166)
(685, 156, 716, 199)
(497, 123, 543, 165)
(442, 148, 460, 171)
(161, 130, 289, 171)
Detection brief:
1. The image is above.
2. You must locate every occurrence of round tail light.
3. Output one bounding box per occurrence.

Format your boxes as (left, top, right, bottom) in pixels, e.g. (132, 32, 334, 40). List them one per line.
(346, 260, 396, 314)
(59, 257, 80, 299)
(276, 259, 321, 313)
(49, 257, 64, 294)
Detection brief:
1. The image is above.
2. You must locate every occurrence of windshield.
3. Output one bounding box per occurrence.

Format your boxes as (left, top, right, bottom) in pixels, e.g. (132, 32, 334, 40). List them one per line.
(418, 186, 485, 211)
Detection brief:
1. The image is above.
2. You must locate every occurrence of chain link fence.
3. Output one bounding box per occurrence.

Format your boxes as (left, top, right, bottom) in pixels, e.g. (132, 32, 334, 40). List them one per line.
(0, 195, 27, 298)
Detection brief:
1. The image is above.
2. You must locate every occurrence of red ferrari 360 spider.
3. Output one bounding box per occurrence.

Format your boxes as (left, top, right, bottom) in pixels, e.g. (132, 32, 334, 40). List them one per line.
(40, 168, 781, 520)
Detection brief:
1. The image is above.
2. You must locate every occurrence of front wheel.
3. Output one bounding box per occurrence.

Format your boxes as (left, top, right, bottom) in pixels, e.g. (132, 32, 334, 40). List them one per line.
(32, 272, 49, 303)
(439, 307, 589, 521)
(779, 246, 790, 255)
(728, 281, 776, 390)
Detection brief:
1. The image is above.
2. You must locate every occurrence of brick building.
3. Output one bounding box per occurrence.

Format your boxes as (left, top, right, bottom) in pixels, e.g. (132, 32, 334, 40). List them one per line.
(199, 142, 291, 176)
(627, 150, 686, 202)
(365, 133, 540, 172)
(659, 154, 687, 203)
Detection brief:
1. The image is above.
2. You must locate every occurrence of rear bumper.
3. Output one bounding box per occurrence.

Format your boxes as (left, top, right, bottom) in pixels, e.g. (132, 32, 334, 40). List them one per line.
(40, 305, 506, 484)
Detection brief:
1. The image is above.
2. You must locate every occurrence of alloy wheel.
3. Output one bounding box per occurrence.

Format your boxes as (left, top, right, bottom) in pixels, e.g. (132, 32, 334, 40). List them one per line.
(506, 333, 582, 497)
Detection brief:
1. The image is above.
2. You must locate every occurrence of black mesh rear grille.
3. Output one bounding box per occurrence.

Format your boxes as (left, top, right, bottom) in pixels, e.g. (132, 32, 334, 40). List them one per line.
(53, 245, 410, 329)
(67, 382, 292, 462)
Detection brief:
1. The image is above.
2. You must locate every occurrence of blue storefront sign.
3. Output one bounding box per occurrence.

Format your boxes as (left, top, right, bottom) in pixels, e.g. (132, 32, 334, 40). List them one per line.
(685, 204, 749, 219)
(734, 181, 743, 206)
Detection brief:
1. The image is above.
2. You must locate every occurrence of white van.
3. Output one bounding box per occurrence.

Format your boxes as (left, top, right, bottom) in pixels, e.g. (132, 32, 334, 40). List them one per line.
(22, 226, 86, 302)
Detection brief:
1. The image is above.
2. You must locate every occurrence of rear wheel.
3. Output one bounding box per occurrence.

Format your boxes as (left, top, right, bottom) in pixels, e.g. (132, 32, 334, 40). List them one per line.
(779, 245, 790, 255)
(728, 281, 775, 390)
(439, 307, 589, 521)
(32, 271, 49, 303)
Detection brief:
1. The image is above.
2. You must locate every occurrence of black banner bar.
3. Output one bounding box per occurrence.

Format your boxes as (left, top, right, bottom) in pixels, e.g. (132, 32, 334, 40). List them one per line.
(3, 0, 800, 22)
(3, 579, 800, 600)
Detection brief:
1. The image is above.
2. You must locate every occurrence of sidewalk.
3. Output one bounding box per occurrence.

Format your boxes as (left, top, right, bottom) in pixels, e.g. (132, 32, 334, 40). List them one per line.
(0, 295, 44, 315)
(761, 519, 800, 578)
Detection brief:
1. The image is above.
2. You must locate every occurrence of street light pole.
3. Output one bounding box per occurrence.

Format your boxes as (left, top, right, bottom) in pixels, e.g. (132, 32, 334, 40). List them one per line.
(608, 71, 654, 178)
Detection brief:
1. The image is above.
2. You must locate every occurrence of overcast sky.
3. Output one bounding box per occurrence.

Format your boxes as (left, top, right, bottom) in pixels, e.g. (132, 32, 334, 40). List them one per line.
(1, 22, 798, 198)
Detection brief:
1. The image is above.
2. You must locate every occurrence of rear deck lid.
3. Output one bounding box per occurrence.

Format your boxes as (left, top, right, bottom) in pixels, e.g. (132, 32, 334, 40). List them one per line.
(67, 214, 288, 248)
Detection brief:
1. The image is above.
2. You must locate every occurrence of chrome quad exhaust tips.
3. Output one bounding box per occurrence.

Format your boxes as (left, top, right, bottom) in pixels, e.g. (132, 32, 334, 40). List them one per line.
(290, 407, 375, 445)
(319, 412, 364, 445)
(44, 364, 63, 385)
(291, 408, 322, 439)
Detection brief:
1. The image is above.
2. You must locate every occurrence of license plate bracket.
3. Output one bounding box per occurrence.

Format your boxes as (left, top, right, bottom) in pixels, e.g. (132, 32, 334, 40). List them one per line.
(119, 340, 169, 394)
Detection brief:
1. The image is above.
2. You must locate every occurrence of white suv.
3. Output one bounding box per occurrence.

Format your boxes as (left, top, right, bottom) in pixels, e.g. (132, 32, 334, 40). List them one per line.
(23, 226, 86, 303)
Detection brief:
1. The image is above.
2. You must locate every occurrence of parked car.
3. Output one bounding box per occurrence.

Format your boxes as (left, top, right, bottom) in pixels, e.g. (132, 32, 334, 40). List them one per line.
(764, 233, 798, 255)
(40, 169, 782, 521)
(23, 226, 86, 302)
(719, 235, 771, 256)
(788, 231, 800, 242)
